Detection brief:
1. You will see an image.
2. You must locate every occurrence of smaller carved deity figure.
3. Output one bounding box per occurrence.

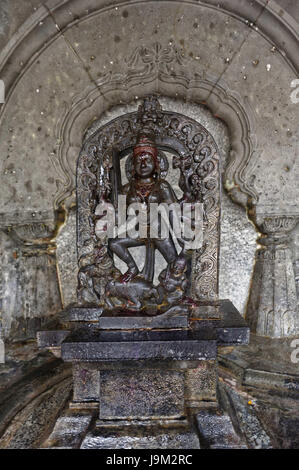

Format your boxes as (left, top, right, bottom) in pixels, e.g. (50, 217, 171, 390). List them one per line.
(156, 255, 188, 307)
(77, 242, 120, 304)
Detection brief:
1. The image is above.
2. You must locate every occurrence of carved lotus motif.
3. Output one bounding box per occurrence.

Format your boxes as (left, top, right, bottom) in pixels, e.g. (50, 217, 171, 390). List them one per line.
(262, 215, 298, 235)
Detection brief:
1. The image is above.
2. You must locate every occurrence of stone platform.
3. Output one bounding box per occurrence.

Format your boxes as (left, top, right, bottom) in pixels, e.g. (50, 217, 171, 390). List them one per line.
(37, 299, 250, 448)
(217, 334, 299, 448)
(61, 328, 217, 362)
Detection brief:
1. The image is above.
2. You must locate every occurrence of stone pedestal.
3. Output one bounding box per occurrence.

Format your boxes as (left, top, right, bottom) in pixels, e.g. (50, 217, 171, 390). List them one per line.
(38, 299, 249, 448)
(62, 327, 218, 420)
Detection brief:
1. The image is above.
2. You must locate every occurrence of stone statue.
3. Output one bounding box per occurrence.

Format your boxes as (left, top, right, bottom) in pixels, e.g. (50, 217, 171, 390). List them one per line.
(104, 133, 190, 314)
(108, 135, 178, 280)
(76, 96, 221, 315)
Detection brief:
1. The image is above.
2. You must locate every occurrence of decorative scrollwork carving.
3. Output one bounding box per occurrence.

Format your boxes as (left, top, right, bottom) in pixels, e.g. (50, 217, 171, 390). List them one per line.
(262, 216, 298, 235)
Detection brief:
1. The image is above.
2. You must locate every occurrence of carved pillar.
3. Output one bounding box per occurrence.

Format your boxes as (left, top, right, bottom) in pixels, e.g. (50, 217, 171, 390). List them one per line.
(0, 212, 62, 340)
(246, 213, 298, 338)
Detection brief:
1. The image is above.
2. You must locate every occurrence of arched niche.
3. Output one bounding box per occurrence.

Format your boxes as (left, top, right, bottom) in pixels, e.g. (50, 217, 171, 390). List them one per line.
(77, 96, 221, 301)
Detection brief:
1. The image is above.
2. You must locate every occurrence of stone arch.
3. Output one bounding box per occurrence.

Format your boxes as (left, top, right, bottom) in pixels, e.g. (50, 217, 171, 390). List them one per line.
(53, 74, 258, 211)
(0, 0, 298, 212)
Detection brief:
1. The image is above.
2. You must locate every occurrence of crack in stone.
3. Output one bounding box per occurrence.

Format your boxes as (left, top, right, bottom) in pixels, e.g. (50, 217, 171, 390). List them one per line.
(206, 0, 271, 101)
(44, 4, 113, 105)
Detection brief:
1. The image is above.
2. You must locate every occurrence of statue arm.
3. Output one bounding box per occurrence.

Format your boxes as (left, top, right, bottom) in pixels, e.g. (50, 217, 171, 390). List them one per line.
(159, 180, 178, 204)
(113, 183, 129, 225)
(160, 180, 192, 249)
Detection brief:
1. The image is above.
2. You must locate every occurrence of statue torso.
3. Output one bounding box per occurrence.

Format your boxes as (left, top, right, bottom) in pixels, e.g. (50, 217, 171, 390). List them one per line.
(124, 178, 177, 206)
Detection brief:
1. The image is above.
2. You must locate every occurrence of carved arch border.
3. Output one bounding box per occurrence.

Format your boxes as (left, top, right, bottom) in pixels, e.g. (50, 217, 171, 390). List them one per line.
(54, 74, 259, 210)
(0, 0, 297, 209)
(0, 0, 298, 91)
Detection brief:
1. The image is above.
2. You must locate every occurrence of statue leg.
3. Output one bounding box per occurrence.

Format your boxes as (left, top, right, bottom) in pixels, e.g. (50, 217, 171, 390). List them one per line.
(108, 237, 144, 282)
(154, 237, 177, 264)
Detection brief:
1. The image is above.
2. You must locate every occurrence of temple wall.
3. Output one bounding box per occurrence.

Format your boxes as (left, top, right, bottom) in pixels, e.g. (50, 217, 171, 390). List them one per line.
(0, 0, 298, 339)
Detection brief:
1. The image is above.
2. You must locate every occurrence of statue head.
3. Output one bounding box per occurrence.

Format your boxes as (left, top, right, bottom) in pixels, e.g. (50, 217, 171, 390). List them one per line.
(170, 256, 187, 277)
(133, 135, 159, 179)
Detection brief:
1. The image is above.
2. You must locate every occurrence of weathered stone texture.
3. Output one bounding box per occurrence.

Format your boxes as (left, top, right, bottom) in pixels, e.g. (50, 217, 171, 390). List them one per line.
(42, 411, 94, 449)
(0, 377, 72, 449)
(99, 369, 185, 419)
(247, 214, 298, 337)
(0, 0, 298, 450)
(0, 2, 297, 213)
(196, 409, 247, 448)
(80, 427, 200, 449)
(185, 361, 217, 407)
(73, 364, 99, 403)
(1, 0, 298, 338)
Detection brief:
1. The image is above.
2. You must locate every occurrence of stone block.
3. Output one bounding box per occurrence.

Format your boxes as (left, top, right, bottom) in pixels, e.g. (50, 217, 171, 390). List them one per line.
(42, 411, 94, 449)
(98, 309, 188, 330)
(185, 360, 217, 407)
(37, 330, 69, 348)
(196, 409, 247, 449)
(81, 427, 200, 449)
(61, 328, 217, 362)
(99, 369, 185, 420)
(72, 364, 100, 402)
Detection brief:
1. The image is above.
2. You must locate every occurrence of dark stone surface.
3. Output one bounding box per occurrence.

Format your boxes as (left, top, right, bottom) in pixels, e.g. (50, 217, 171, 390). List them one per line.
(218, 334, 299, 448)
(0, 342, 72, 448)
(71, 359, 206, 370)
(80, 426, 200, 449)
(42, 410, 95, 449)
(37, 330, 69, 348)
(256, 406, 299, 449)
(98, 309, 188, 330)
(61, 306, 103, 322)
(217, 299, 250, 345)
(196, 409, 247, 449)
(219, 334, 299, 378)
(95, 418, 189, 429)
(185, 360, 217, 407)
(99, 369, 184, 419)
(61, 327, 217, 362)
(218, 381, 273, 449)
(191, 299, 250, 346)
(0, 378, 72, 449)
(190, 303, 221, 319)
(38, 299, 248, 350)
(73, 364, 99, 403)
(0, 349, 71, 439)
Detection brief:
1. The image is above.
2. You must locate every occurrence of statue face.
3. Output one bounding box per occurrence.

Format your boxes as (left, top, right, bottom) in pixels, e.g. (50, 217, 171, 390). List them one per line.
(134, 152, 156, 178)
(172, 258, 186, 276)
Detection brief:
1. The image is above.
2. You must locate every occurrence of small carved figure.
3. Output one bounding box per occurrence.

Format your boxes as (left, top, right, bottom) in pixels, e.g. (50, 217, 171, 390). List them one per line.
(105, 276, 159, 311)
(78, 243, 120, 304)
(156, 255, 188, 307)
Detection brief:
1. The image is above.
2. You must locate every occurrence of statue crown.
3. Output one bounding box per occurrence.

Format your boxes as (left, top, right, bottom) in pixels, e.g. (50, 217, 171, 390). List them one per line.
(133, 134, 158, 161)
